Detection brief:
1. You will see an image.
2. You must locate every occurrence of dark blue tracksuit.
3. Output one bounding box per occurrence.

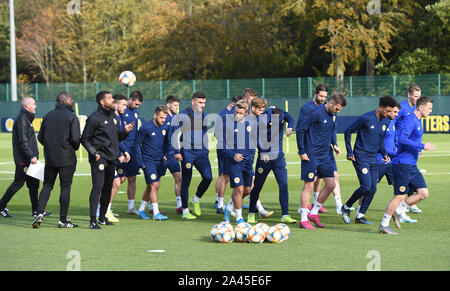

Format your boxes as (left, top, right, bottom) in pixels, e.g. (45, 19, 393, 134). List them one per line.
(170, 107, 212, 209)
(121, 106, 141, 176)
(297, 104, 338, 181)
(344, 110, 390, 213)
(249, 108, 295, 216)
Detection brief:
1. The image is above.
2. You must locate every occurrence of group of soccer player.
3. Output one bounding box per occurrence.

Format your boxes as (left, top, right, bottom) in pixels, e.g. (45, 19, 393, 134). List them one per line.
(1, 82, 435, 234)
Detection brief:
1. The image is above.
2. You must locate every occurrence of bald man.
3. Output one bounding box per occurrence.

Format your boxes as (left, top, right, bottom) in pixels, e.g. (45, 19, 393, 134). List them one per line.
(0, 97, 41, 218)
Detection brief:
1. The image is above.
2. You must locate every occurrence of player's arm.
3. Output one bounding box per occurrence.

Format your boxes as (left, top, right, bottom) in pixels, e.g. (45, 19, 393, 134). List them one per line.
(397, 121, 425, 150)
(344, 117, 364, 161)
(284, 111, 295, 136)
(81, 115, 100, 159)
(134, 127, 146, 169)
(70, 115, 81, 151)
(297, 112, 315, 161)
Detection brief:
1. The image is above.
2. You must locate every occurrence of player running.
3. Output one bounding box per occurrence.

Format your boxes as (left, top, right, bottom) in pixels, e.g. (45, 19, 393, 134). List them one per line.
(341, 96, 399, 225)
(379, 96, 436, 234)
(297, 93, 346, 229)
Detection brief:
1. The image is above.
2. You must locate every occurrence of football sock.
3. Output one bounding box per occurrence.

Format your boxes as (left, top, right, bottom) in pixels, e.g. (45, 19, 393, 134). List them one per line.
(381, 213, 391, 227)
(139, 201, 148, 212)
(192, 195, 201, 203)
(301, 208, 309, 222)
(313, 192, 319, 204)
(217, 197, 224, 208)
(256, 200, 264, 212)
(334, 195, 342, 209)
(311, 202, 322, 215)
(128, 199, 135, 210)
(176, 196, 182, 208)
(152, 203, 159, 215)
(235, 208, 243, 221)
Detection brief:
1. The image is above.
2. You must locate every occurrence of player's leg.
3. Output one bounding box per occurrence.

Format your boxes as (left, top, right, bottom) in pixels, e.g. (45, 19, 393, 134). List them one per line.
(0, 165, 28, 217)
(32, 165, 57, 228)
(273, 158, 296, 223)
(248, 160, 270, 223)
(89, 159, 106, 229)
(342, 160, 371, 223)
(180, 159, 196, 219)
(355, 162, 378, 224)
(98, 162, 115, 225)
(191, 155, 213, 217)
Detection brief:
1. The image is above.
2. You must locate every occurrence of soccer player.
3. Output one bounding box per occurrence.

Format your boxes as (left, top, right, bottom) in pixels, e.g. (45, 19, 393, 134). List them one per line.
(214, 95, 243, 214)
(379, 96, 436, 234)
(32, 92, 80, 229)
(170, 92, 213, 220)
(296, 84, 343, 214)
(222, 99, 262, 224)
(341, 96, 399, 225)
(81, 91, 134, 229)
(0, 97, 41, 218)
(247, 106, 297, 224)
(102, 93, 131, 223)
(162, 95, 183, 214)
(395, 84, 423, 214)
(297, 93, 346, 229)
(135, 105, 170, 221)
(122, 91, 143, 215)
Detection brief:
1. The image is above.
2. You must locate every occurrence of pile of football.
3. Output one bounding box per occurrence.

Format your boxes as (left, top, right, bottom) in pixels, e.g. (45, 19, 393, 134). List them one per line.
(209, 222, 290, 244)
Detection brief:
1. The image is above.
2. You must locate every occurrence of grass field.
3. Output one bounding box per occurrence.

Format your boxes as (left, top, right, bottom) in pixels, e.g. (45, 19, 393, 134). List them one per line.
(0, 132, 449, 271)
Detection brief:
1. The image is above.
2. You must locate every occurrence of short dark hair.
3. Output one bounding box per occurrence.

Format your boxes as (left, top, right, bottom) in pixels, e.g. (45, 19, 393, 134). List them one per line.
(56, 92, 73, 103)
(272, 107, 283, 115)
(416, 96, 433, 108)
(329, 93, 346, 106)
(192, 91, 206, 100)
(166, 95, 180, 104)
(129, 91, 143, 102)
(96, 91, 111, 105)
(379, 96, 399, 108)
(408, 84, 421, 95)
(154, 105, 168, 115)
(113, 93, 127, 103)
(314, 84, 328, 95)
(231, 95, 243, 104)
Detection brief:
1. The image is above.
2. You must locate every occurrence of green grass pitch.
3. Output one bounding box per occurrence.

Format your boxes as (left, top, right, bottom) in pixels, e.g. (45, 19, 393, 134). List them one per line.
(0, 132, 449, 271)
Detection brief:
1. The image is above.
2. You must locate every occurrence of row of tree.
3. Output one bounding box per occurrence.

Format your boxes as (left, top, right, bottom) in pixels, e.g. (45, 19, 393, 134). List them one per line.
(0, 0, 448, 84)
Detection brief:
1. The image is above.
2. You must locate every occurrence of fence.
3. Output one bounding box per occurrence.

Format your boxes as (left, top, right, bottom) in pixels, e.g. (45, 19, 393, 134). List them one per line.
(0, 74, 449, 102)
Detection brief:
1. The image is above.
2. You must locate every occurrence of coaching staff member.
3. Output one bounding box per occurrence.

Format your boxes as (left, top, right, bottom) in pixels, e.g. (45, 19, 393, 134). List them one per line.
(32, 92, 80, 229)
(0, 97, 40, 218)
(81, 91, 133, 229)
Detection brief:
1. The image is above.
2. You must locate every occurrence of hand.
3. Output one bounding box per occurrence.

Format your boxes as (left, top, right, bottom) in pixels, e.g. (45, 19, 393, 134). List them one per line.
(174, 153, 183, 161)
(333, 145, 341, 156)
(30, 157, 38, 164)
(299, 153, 309, 161)
(262, 154, 270, 163)
(347, 155, 356, 161)
(234, 153, 244, 162)
(382, 155, 391, 164)
(424, 142, 436, 152)
(285, 128, 293, 137)
(124, 121, 135, 133)
(95, 154, 101, 161)
(118, 155, 126, 163)
(123, 152, 131, 163)
(163, 156, 168, 161)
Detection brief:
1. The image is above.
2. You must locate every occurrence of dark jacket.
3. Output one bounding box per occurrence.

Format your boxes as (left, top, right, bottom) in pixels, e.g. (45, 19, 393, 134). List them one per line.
(81, 105, 129, 163)
(38, 103, 80, 167)
(12, 108, 39, 165)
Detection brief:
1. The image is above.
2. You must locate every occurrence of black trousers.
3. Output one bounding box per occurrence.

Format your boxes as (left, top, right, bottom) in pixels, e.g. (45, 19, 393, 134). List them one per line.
(89, 158, 115, 222)
(0, 164, 39, 213)
(37, 164, 76, 221)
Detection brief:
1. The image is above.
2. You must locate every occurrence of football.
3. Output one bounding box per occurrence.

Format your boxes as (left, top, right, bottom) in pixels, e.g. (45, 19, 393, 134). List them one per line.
(209, 224, 221, 242)
(266, 225, 284, 243)
(119, 71, 136, 87)
(255, 222, 270, 236)
(276, 223, 291, 242)
(215, 224, 235, 243)
(234, 222, 251, 243)
(247, 225, 266, 243)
